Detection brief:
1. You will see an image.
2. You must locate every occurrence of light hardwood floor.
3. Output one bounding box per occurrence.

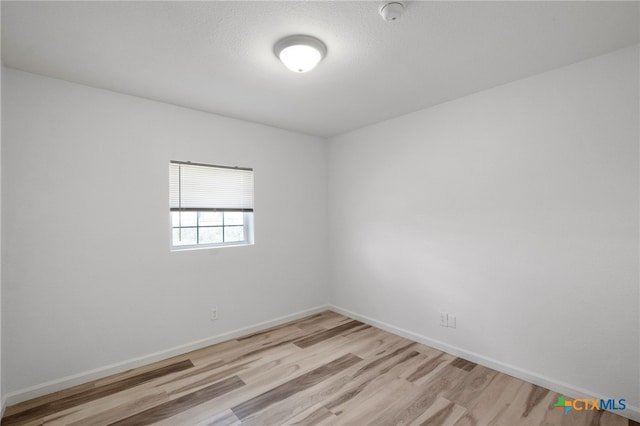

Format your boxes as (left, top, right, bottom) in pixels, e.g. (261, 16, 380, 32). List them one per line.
(2, 311, 637, 426)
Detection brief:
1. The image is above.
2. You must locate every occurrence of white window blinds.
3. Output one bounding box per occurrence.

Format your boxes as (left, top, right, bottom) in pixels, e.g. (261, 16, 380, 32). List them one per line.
(169, 161, 254, 211)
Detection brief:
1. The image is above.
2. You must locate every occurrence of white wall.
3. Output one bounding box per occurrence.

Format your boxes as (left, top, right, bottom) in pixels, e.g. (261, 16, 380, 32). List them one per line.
(2, 68, 328, 395)
(328, 46, 639, 408)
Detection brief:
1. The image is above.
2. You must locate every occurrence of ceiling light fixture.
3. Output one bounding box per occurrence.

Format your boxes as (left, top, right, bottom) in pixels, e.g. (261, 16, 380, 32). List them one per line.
(274, 35, 327, 73)
(380, 2, 405, 21)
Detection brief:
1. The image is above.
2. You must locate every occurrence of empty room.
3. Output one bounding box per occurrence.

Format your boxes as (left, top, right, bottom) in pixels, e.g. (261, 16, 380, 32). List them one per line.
(0, 1, 638, 425)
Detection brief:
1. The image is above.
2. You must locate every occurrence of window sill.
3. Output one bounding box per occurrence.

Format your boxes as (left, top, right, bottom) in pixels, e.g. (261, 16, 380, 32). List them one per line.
(170, 242, 254, 252)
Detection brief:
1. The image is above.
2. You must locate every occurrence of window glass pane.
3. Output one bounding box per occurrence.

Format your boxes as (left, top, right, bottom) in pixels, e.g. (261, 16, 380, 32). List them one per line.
(224, 226, 245, 242)
(172, 228, 197, 246)
(171, 211, 180, 227)
(199, 211, 223, 226)
(199, 227, 223, 244)
(224, 211, 244, 226)
(172, 211, 197, 227)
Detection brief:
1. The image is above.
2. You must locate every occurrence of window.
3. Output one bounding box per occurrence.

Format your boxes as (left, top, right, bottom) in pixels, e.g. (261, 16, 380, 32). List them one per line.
(169, 161, 254, 250)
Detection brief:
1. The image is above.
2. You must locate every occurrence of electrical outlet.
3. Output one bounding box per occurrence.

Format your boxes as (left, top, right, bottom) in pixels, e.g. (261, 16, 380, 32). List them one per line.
(440, 312, 457, 328)
(440, 312, 447, 327)
(448, 315, 456, 328)
(210, 308, 218, 321)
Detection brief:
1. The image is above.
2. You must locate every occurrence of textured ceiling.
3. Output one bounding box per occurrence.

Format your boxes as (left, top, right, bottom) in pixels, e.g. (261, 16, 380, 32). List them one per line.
(2, 1, 639, 137)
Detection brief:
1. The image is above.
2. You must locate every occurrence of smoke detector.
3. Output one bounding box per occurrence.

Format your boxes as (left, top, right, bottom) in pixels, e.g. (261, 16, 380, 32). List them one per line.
(380, 2, 405, 22)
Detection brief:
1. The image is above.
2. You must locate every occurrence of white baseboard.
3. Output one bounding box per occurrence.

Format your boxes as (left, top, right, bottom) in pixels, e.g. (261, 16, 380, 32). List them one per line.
(627, 405, 640, 423)
(4, 304, 330, 407)
(328, 304, 640, 423)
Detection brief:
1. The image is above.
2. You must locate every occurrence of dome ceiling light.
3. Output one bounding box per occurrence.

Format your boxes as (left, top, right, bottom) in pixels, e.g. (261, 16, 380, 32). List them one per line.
(379, 2, 405, 21)
(274, 35, 327, 73)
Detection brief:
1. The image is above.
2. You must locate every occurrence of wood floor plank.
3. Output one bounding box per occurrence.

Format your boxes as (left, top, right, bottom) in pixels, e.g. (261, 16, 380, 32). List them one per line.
(406, 351, 455, 384)
(3, 384, 96, 418)
(61, 392, 170, 426)
(368, 363, 469, 425)
(196, 342, 302, 390)
(237, 320, 316, 342)
(256, 346, 423, 426)
(282, 402, 336, 425)
(193, 410, 241, 426)
(3, 311, 637, 426)
(171, 338, 356, 421)
(92, 354, 193, 388)
(158, 339, 304, 398)
(240, 353, 368, 425)
(323, 355, 415, 415)
(109, 375, 245, 426)
(410, 396, 467, 426)
(293, 320, 365, 349)
(328, 378, 401, 419)
(330, 343, 422, 413)
(329, 377, 416, 425)
(597, 412, 637, 426)
(225, 329, 305, 360)
(236, 337, 353, 385)
(453, 372, 525, 426)
(298, 311, 354, 330)
(169, 339, 240, 367)
(451, 357, 478, 372)
(443, 364, 498, 407)
(351, 342, 416, 379)
(294, 314, 332, 330)
(166, 361, 254, 395)
(349, 329, 412, 360)
(187, 323, 307, 366)
(488, 382, 555, 426)
(1, 360, 194, 426)
(157, 408, 241, 426)
(4, 355, 191, 419)
(231, 353, 362, 420)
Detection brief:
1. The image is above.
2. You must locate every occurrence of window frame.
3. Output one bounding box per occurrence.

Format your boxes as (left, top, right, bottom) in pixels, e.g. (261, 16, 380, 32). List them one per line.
(169, 161, 254, 251)
(169, 210, 253, 250)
